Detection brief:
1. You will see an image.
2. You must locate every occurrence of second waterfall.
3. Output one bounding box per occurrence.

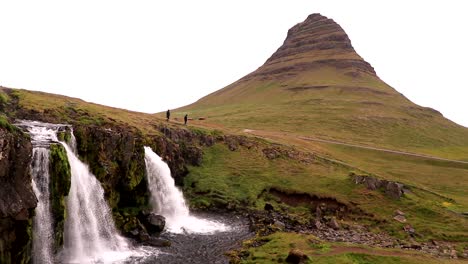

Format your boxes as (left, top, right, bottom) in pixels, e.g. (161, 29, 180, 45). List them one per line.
(59, 134, 131, 263)
(144, 146, 229, 234)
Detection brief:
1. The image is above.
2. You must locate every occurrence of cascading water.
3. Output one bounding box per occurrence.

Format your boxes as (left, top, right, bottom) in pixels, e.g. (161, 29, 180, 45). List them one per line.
(18, 120, 154, 263)
(144, 146, 229, 234)
(59, 136, 131, 263)
(24, 123, 60, 264)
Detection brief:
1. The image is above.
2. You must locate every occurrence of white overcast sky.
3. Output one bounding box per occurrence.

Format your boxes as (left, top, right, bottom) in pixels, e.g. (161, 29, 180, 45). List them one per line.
(0, 1, 467, 127)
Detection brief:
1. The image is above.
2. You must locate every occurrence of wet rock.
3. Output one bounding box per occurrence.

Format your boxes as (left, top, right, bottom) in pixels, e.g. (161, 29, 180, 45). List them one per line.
(0, 126, 36, 264)
(264, 203, 274, 211)
(145, 238, 171, 247)
(130, 229, 139, 236)
(286, 249, 309, 264)
(138, 211, 166, 235)
(146, 214, 166, 234)
(139, 232, 150, 242)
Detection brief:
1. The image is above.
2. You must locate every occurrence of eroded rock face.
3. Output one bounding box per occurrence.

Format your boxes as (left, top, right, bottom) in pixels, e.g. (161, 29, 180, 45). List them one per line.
(73, 125, 148, 209)
(0, 127, 36, 264)
(350, 173, 405, 199)
(245, 13, 375, 81)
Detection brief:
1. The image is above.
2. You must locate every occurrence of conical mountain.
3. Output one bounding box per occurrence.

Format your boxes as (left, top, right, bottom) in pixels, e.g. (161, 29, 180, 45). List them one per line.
(179, 14, 468, 158)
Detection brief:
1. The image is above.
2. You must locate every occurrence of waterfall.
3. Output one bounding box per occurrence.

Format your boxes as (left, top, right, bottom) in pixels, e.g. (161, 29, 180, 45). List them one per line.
(144, 146, 229, 234)
(26, 124, 58, 264)
(17, 120, 149, 263)
(60, 136, 131, 263)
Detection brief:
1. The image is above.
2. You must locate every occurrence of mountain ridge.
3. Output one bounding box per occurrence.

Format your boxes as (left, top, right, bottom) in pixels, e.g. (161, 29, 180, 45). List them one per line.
(178, 13, 468, 159)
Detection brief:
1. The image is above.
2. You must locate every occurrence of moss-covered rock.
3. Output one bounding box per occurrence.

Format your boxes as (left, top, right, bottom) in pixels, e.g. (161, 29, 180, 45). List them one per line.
(56, 127, 72, 144)
(0, 126, 35, 264)
(73, 125, 148, 205)
(48, 143, 71, 251)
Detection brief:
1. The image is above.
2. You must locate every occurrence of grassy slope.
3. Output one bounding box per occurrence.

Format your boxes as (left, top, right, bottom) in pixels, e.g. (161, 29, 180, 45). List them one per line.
(3, 87, 161, 134)
(185, 143, 468, 242)
(177, 67, 468, 160)
(2, 86, 467, 261)
(237, 232, 466, 264)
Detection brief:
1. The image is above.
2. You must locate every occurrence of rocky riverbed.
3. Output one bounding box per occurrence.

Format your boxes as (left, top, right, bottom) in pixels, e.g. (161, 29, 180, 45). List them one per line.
(125, 213, 253, 264)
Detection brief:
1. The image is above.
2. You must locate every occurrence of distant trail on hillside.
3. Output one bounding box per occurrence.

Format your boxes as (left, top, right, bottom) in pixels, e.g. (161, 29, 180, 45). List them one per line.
(243, 129, 468, 165)
(298, 136, 468, 165)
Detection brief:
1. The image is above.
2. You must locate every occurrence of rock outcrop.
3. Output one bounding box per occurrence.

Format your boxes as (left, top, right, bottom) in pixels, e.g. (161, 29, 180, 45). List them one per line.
(350, 173, 405, 199)
(48, 143, 71, 251)
(73, 125, 148, 207)
(0, 126, 36, 264)
(245, 13, 375, 81)
(286, 249, 309, 264)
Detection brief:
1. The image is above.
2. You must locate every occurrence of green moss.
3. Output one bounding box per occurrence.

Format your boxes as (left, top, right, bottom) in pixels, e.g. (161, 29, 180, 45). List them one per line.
(57, 128, 72, 144)
(0, 91, 9, 109)
(8, 217, 33, 264)
(49, 144, 71, 251)
(0, 115, 17, 133)
(124, 159, 144, 191)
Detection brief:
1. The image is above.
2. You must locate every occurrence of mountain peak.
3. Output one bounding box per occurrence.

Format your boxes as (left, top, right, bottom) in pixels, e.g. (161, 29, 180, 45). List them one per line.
(248, 13, 375, 81)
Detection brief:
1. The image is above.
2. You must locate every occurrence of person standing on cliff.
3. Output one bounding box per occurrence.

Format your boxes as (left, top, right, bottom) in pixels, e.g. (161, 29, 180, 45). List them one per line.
(184, 114, 188, 125)
(166, 109, 170, 121)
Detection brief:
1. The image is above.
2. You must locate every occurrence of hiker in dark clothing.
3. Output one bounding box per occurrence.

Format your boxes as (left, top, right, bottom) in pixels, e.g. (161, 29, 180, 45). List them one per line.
(184, 114, 188, 125)
(166, 109, 170, 121)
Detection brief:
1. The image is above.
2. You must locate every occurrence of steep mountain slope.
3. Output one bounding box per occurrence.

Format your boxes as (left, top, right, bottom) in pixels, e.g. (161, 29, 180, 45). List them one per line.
(179, 14, 468, 159)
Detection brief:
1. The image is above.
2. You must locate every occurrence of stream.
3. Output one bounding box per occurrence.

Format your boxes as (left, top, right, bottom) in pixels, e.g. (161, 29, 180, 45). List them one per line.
(130, 213, 253, 264)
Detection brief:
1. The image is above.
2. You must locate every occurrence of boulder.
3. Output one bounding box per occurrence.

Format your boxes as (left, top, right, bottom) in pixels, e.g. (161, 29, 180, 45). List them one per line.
(139, 212, 166, 234)
(315, 205, 322, 218)
(264, 203, 274, 211)
(393, 215, 406, 223)
(350, 173, 405, 199)
(394, 210, 405, 216)
(328, 217, 340, 230)
(312, 219, 322, 229)
(286, 249, 309, 264)
(385, 182, 404, 199)
(403, 224, 415, 235)
(262, 148, 281, 159)
(273, 220, 286, 230)
(145, 238, 171, 247)
(146, 214, 166, 234)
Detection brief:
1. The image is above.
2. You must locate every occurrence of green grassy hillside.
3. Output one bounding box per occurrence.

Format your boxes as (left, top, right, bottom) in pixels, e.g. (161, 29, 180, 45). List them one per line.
(177, 14, 468, 160)
(1, 13, 467, 262)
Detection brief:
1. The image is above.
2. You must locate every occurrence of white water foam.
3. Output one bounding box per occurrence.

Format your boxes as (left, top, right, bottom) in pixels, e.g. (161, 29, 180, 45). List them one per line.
(144, 146, 229, 234)
(19, 122, 62, 264)
(19, 120, 159, 263)
(59, 139, 134, 263)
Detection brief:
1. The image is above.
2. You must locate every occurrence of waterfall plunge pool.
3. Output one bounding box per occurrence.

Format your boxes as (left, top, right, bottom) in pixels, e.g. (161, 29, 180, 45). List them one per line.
(17, 120, 253, 263)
